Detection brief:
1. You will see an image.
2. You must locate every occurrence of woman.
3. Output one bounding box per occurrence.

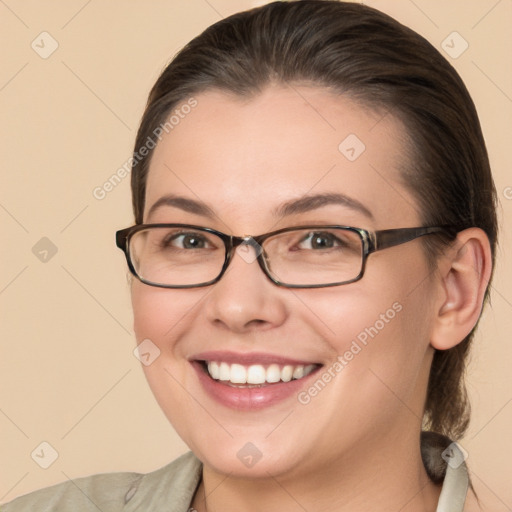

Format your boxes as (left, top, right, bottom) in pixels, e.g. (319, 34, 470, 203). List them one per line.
(2, 1, 497, 510)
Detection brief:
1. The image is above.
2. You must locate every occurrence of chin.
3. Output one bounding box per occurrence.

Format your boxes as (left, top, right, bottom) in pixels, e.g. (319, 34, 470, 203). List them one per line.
(192, 438, 308, 479)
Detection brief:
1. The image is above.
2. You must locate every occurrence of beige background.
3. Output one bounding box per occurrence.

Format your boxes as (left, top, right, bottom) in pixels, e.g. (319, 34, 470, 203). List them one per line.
(1, 0, 511, 507)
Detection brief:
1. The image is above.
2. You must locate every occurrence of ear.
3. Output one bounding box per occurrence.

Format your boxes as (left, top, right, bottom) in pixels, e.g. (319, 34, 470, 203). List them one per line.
(430, 228, 493, 350)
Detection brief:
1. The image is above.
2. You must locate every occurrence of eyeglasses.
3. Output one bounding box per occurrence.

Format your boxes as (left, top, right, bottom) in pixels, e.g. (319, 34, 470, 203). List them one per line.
(115, 224, 455, 289)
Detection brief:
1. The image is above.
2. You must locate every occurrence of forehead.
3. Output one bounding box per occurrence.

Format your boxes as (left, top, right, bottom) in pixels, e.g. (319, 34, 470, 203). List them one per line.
(145, 85, 421, 230)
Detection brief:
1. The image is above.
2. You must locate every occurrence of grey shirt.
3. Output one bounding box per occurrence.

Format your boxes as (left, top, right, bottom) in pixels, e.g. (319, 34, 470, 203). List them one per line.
(1, 447, 468, 511)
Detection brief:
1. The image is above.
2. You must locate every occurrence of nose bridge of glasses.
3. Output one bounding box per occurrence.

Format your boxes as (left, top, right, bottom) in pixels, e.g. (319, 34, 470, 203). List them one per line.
(231, 235, 255, 247)
(231, 235, 264, 261)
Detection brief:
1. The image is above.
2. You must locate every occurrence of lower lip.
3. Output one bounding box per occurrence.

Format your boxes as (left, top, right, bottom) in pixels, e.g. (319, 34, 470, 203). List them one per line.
(191, 361, 321, 410)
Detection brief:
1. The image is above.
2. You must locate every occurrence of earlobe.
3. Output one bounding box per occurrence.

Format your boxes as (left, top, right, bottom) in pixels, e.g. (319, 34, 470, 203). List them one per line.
(430, 228, 493, 351)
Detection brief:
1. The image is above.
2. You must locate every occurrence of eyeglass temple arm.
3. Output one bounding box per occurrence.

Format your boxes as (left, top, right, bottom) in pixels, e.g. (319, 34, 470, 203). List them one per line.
(371, 226, 454, 252)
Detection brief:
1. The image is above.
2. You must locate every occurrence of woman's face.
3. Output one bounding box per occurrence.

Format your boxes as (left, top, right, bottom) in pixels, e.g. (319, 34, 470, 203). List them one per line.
(131, 86, 438, 479)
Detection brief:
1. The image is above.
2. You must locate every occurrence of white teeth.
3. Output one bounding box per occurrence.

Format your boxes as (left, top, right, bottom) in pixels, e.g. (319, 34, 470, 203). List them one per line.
(219, 362, 230, 381)
(247, 364, 266, 384)
(207, 361, 219, 380)
(205, 361, 318, 385)
(304, 364, 316, 376)
(230, 364, 247, 384)
(281, 365, 294, 382)
(292, 365, 304, 379)
(266, 364, 281, 383)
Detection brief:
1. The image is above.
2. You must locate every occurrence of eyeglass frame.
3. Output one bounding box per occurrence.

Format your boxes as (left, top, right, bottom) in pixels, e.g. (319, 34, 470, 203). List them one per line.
(115, 223, 456, 289)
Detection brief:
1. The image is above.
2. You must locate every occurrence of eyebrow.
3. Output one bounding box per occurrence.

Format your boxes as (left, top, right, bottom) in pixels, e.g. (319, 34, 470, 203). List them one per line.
(147, 195, 216, 219)
(273, 193, 374, 220)
(146, 192, 374, 221)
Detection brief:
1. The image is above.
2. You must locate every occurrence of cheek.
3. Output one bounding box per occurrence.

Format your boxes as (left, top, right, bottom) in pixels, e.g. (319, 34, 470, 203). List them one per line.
(297, 284, 406, 357)
(131, 281, 201, 345)
(130, 283, 197, 396)
(301, 260, 434, 394)
(130, 282, 204, 443)
(286, 279, 434, 456)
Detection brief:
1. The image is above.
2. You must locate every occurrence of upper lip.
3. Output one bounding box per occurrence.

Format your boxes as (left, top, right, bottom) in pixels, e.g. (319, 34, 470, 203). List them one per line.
(190, 350, 321, 366)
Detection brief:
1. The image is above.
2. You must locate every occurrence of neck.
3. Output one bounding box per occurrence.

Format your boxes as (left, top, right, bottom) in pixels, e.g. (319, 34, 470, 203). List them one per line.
(192, 429, 442, 512)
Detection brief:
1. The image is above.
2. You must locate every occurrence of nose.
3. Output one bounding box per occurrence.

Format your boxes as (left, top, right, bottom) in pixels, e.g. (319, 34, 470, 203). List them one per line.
(203, 244, 288, 334)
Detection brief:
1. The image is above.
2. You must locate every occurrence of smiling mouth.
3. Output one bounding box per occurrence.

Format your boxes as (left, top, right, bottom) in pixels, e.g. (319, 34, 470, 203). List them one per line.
(199, 360, 322, 387)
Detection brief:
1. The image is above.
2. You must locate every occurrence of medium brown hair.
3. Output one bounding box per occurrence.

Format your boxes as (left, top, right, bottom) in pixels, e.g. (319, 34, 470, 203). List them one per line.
(130, 0, 497, 440)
